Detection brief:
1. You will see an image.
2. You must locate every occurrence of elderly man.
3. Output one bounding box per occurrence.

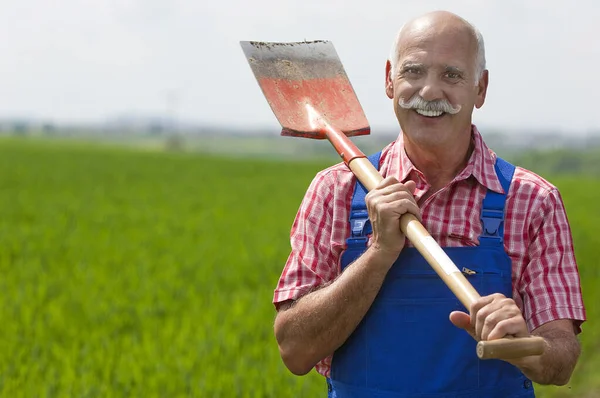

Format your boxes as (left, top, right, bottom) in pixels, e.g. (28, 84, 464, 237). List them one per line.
(272, 10, 586, 397)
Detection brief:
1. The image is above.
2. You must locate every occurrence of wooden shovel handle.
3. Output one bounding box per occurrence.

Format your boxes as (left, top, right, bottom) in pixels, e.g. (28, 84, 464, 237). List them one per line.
(477, 336, 546, 360)
(347, 156, 545, 360)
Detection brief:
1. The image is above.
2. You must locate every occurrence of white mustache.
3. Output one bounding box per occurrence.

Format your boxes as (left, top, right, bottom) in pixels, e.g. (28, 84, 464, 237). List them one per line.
(398, 95, 461, 115)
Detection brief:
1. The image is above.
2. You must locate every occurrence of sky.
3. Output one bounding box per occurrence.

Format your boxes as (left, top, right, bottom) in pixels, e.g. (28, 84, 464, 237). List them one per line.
(1, 0, 599, 135)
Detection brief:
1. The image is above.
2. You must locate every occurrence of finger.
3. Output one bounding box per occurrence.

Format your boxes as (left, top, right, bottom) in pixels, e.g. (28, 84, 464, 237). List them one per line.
(375, 176, 402, 189)
(367, 192, 420, 218)
(469, 294, 498, 336)
(475, 299, 509, 340)
(449, 311, 476, 339)
(404, 180, 417, 194)
(402, 200, 422, 221)
(478, 298, 522, 340)
(371, 183, 415, 200)
(479, 307, 504, 341)
(367, 187, 420, 217)
(487, 315, 528, 341)
(371, 200, 421, 227)
(373, 177, 417, 196)
(470, 293, 506, 317)
(398, 180, 421, 220)
(368, 190, 415, 205)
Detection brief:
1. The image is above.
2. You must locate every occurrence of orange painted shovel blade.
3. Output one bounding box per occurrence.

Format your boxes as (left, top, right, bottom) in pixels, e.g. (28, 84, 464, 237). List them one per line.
(240, 40, 370, 139)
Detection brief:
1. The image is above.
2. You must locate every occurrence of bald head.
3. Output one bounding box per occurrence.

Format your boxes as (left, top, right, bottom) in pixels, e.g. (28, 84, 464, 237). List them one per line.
(389, 11, 486, 84)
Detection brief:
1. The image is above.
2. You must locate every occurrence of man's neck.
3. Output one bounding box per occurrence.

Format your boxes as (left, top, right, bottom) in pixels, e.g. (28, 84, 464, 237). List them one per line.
(404, 132, 474, 192)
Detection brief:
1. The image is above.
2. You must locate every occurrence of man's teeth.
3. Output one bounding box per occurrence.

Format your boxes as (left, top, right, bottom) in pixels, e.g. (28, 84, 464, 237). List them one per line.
(415, 109, 444, 117)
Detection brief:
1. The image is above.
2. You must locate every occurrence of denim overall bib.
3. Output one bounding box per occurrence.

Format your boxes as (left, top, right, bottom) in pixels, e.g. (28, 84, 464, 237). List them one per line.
(327, 153, 535, 397)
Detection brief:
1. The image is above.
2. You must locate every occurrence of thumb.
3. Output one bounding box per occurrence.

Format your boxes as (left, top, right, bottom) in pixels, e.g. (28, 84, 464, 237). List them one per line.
(449, 311, 477, 339)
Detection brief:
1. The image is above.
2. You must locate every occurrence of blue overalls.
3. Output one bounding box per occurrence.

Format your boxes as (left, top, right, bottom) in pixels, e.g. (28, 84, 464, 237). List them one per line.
(326, 152, 535, 397)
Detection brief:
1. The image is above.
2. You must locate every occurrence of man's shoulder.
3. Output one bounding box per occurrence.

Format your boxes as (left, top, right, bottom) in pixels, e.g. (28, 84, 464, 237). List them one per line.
(304, 162, 356, 201)
(507, 165, 564, 214)
(311, 161, 354, 186)
(317, 161, 353, 177)
(511, 165, 559, 196)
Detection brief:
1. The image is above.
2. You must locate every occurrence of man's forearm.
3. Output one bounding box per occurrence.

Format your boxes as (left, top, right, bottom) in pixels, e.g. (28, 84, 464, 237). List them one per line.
(510, 321, 581, 385)
(274, 247, 397, 375)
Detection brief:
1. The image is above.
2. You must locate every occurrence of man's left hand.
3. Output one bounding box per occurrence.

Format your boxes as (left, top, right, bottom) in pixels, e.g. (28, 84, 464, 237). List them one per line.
(449, 293, 529, 341)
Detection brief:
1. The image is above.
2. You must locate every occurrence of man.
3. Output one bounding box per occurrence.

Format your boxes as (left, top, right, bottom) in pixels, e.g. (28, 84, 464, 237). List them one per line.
(272, 10, 586, 397)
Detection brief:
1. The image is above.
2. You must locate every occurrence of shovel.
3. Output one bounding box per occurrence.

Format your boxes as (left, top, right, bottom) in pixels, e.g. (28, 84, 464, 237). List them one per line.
(240, 40, 544, 360)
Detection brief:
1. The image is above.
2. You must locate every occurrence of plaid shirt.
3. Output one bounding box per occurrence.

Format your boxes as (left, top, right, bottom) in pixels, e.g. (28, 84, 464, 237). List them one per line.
(273, 126, 586, 377)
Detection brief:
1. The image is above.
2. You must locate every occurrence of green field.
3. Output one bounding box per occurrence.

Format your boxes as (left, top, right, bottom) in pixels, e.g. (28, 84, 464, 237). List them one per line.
(0, 137, 597, 397)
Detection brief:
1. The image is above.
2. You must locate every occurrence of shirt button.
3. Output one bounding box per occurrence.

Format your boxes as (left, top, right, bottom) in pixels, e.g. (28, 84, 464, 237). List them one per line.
(523, 379, 532, 389)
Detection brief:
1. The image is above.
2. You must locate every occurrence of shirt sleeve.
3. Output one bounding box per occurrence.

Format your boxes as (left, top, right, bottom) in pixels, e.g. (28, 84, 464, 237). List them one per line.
(518, 187, 587, 333)
(273, 169, 343, 307)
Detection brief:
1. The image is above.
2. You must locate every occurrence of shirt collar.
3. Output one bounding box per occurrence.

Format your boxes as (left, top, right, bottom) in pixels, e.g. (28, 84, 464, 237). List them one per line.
(393, 125, 505, 194)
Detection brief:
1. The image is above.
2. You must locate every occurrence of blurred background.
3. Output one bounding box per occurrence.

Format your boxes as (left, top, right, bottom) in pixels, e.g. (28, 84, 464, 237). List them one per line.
(0, 0, 598, 397)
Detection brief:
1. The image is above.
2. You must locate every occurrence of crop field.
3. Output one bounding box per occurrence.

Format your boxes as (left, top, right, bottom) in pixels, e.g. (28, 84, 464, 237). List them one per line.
(0, 137, 597, 397)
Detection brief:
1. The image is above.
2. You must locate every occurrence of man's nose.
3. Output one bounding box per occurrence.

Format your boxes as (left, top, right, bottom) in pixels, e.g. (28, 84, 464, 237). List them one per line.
(418, 76, 444, 102)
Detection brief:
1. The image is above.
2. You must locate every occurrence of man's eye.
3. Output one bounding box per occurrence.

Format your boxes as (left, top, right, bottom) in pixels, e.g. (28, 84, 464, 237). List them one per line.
(446, 72, 461, 79)
(403, 68, 421, 75)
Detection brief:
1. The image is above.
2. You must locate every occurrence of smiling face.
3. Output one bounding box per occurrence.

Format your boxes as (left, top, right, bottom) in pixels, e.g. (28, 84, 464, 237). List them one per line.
(385, 13, 488, 149)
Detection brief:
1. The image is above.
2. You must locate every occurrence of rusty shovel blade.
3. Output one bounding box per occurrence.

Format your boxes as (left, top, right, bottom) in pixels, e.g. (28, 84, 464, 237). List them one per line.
(240, 40, 370, 139)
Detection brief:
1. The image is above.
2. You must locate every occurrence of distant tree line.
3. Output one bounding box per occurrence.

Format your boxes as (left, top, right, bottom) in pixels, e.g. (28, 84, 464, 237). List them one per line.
(507, 149, 600, 177)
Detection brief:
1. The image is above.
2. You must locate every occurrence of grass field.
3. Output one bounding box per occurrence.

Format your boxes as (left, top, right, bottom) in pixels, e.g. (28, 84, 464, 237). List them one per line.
(0, 137, 597, 397)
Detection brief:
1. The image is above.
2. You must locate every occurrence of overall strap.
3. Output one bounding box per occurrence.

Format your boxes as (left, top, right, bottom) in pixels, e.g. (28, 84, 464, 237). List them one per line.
(479, 157, 516, 246)
(346, 152, 382, 250)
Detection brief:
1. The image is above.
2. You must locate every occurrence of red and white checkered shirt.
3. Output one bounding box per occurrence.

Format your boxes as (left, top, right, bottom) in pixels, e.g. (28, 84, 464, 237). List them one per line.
(273, 126, 586, 378)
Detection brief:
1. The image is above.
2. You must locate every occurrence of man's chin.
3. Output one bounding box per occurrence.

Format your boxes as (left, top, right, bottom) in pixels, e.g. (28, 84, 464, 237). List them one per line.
(400, 119, 449, 137)
(400, 120, 462, 146)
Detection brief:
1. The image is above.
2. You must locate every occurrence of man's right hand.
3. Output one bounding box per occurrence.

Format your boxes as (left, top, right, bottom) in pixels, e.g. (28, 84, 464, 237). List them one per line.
(366, 177, 420, 260)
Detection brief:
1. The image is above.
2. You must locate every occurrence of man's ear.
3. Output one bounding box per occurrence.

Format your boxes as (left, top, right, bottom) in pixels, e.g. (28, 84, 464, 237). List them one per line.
(385, 60, 394, 99)
(475, 70, 489, 109)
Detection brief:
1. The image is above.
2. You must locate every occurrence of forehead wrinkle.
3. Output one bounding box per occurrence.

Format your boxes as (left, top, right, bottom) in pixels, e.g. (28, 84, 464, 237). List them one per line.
(398, 39, 475, 76)
(400, 60, 424, 68)
(445, 65, 465, 73)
